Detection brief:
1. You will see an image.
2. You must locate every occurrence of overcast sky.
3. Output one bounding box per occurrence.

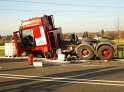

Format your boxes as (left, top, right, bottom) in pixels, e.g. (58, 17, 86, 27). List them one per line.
(0, 0, 124, 35)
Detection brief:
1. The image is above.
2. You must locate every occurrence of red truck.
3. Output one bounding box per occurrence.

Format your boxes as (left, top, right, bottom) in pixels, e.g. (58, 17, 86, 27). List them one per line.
(13, 15, 116, 60)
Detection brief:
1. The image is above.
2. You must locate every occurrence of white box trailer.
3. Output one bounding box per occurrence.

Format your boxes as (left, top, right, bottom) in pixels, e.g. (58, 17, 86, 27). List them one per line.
(5, 43, 17, 57)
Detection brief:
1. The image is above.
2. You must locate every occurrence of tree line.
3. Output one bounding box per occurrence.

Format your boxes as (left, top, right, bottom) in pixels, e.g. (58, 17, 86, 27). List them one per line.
(0, 30, 124, 46)
(63, 30, 124, 40)
(0, 35, 12, 46)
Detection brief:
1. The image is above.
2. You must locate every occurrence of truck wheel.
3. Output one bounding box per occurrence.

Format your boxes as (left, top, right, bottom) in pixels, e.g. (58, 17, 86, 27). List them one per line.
(98, 45, 114, 60)
(77, 45, 94, 60)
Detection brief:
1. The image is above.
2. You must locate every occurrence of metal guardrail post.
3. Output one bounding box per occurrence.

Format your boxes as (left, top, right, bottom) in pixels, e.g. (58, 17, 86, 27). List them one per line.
(122, 44, 124, 58)
(117, 44, 124, 59)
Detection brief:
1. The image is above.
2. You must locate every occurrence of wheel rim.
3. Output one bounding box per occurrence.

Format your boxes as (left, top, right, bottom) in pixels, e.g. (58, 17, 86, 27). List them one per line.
(102, 49, 111, 58)
(82, 49, 89, 56)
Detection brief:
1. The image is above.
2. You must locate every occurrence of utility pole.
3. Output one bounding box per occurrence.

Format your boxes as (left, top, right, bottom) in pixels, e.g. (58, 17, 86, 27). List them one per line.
(117, 18, 120, 43)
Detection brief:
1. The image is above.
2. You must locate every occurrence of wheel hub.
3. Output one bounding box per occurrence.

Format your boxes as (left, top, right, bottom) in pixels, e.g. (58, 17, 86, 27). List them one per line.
(102, 49, 110, 58)
(82, 49, 89, 56)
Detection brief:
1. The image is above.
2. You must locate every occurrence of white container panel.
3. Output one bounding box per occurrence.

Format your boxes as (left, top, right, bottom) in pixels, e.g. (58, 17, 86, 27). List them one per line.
(5, 43, 17, 57)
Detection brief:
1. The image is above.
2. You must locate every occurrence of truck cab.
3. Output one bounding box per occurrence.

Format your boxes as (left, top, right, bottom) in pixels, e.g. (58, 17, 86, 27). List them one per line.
(13, 15, 63, 58)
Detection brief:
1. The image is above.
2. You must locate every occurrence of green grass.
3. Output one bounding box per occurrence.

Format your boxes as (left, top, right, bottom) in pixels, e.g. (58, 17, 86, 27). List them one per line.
(0, 49, 4, 56)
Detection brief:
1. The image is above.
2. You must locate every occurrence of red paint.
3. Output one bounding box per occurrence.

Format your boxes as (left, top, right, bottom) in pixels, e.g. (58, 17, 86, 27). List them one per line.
(102, 49, 111, 58)
(33, 27, 41, 38)
(21, 17, 42, 30)
(29, 54, 33, 65)
(13, 31, 25, 56)
(82, 49, 89, 56)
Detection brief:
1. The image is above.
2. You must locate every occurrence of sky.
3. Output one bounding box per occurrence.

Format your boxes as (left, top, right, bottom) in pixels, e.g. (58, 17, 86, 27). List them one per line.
(0, 0, 124, 35)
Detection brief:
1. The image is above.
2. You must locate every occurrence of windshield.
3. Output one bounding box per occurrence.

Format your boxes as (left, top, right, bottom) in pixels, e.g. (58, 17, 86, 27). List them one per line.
(21, 29, 36, 48)
(22, 29, 34, 38)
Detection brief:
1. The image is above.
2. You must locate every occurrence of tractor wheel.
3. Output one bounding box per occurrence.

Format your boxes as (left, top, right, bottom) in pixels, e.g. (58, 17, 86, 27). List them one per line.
(45, 52, 52, 59)
(98, 45, 114, 60)
(77, 45, 94, 60)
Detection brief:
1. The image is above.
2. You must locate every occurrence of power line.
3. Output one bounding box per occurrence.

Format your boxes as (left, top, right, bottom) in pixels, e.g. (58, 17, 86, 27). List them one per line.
(0, 9, 32, 12)
(0, 8, 124, 15)
(1, 0, 124, 9)
(0, 9, 94, 12)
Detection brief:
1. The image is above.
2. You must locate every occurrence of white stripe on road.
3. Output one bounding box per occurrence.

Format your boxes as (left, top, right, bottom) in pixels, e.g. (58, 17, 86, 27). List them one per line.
(1, 74, 124, 87)
(1, 73, 124, 84)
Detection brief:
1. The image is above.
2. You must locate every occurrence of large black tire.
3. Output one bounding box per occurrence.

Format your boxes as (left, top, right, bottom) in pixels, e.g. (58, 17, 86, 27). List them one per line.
(98, 45, 114, 60)
(77, 45, 94, 60)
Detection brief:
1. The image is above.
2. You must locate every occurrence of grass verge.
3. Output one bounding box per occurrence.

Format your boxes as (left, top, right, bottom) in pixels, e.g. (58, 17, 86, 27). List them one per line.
(0, 49, 4, 56)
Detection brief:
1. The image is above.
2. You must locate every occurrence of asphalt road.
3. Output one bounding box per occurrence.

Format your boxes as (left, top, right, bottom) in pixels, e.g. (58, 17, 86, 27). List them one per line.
(0, 58, 124, 92)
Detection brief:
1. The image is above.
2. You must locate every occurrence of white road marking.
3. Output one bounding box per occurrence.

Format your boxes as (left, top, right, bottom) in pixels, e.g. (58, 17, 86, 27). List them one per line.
(81, 65, 109, 67)
(0, 73, 123, 83)
(0, 73, 38, 77)
(0, 73, 124, 87)
(1, 73, 124, 83)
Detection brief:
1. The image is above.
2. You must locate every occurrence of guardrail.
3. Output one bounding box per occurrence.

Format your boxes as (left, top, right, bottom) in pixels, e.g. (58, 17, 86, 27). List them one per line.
(114, 44, 124, 59)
